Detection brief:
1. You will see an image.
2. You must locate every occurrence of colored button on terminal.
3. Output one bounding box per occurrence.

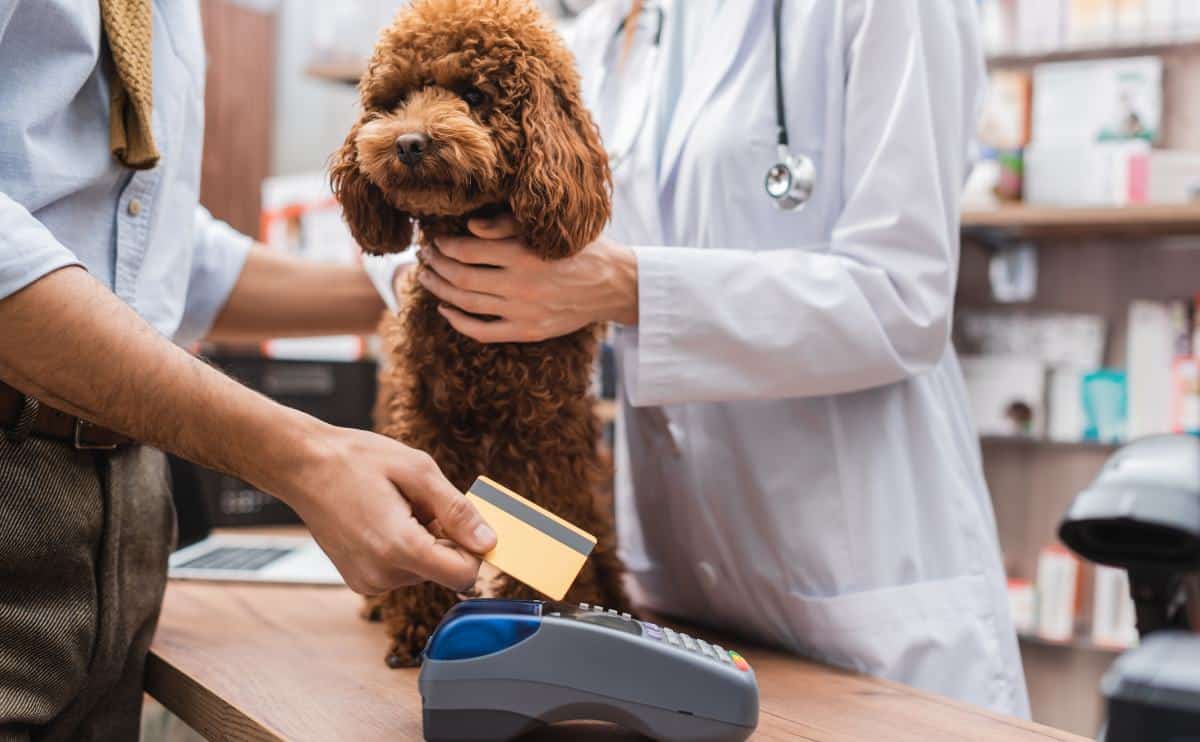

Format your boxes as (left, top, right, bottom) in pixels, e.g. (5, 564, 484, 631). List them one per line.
(729, 651, 750, 672)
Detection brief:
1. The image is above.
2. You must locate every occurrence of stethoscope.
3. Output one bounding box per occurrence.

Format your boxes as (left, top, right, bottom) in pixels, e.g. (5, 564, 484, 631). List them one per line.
(598, 0, 815, 212)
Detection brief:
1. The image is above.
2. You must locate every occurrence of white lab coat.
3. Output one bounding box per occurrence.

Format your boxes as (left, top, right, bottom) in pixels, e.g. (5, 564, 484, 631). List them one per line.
(570, 0, 1031, 716)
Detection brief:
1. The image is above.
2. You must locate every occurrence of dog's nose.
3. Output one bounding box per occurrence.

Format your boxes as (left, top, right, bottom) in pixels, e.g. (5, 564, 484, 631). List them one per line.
(395, 133, 431, 166)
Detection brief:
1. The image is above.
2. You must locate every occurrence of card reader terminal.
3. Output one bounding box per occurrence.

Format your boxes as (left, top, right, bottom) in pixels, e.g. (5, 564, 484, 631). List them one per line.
(419, 599, 759, 741)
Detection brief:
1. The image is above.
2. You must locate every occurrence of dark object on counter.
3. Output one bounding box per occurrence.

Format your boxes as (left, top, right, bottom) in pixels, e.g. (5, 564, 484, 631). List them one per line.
(168, 357, 377, 530)
(1058, 434, 1200, 741)
(1059, 434, 1200, 636)
(1102, 632, 1200, 741)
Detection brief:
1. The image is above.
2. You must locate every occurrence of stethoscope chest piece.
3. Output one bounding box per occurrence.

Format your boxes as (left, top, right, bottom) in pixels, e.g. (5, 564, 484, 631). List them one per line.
(765, 147, 815, 212)
(764, 0, 815, 213)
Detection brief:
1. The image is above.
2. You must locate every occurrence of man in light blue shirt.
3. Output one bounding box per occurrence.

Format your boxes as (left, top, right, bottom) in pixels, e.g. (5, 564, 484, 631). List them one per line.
(0, 3, 495, 737)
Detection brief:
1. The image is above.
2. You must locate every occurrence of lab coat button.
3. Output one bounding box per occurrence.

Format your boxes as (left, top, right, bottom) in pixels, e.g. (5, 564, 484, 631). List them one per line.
(127, 199, 142, 217)
(698, 561, 719, 590)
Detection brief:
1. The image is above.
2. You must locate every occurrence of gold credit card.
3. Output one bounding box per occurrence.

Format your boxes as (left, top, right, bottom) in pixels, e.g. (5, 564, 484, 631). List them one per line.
(466, 476, 596, 600)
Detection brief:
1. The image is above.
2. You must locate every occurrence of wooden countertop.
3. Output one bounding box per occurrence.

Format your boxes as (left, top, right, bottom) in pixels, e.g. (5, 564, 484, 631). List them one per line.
(147, 573, 1086, 741)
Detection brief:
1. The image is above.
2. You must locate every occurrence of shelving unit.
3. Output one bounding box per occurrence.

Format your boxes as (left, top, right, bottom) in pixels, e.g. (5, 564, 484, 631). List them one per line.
(987, 37, 1200, 68)
(962, 203, 1200, 238)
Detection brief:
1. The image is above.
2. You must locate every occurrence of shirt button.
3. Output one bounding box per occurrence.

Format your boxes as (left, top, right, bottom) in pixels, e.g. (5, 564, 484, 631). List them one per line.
(127, 199, 143, 217)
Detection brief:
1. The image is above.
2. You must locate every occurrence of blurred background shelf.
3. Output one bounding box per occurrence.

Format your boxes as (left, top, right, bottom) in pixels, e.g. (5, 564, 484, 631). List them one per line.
(306, 60, 365, 86)
(980, 435, 1121, 452)
(962, 203, 1200, 237)
(1018, 632, 1126, 655)
(987, 37, 1200, 68)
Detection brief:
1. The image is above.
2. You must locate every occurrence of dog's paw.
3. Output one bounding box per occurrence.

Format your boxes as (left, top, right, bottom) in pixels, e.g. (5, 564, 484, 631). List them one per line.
(384, 624, 431, 668)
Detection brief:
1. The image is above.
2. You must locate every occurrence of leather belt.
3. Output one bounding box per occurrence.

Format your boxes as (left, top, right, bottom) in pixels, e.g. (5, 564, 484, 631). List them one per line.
(0, 381, 134, 451)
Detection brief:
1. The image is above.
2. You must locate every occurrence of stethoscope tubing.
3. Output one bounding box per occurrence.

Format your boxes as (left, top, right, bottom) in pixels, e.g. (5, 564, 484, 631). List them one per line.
(597, 0, 814, 210)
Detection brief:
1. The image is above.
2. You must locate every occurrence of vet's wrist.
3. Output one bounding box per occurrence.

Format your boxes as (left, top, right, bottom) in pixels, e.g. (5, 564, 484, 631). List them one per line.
(600, 240, 638, 326)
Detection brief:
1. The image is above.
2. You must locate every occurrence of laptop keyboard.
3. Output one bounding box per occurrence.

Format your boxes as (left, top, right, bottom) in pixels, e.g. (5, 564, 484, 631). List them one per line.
(176, 546, 292, 572)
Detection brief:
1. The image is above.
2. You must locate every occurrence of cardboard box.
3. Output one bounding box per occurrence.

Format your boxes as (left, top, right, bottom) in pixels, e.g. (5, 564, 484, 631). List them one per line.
(1036, 546, 1081, 642)
(1024, 140, 1149, 205)
(1032, 56, 1162, 144)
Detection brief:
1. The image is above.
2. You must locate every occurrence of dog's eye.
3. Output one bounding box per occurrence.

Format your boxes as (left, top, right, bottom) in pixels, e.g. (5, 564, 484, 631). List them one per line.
(460, 87, 487, 108)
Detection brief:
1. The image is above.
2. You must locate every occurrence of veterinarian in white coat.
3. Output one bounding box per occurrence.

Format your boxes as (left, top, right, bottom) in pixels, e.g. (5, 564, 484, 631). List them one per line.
(416, 0, 1031, 716)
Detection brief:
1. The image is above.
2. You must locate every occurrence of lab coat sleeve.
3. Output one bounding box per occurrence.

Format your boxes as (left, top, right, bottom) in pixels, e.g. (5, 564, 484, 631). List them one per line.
(176, 205, 253, 346)
(0, 191, 85, 303)
(623, 0, 977, 407)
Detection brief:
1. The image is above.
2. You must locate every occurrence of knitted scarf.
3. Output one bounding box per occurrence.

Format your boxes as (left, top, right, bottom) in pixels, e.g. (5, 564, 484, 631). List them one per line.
(100, 0, 160, 169)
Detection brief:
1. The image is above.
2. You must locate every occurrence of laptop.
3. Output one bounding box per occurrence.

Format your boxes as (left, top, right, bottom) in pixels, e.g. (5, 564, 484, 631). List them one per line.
(165, 357, 371, 587)
(168, 532, 343, 586)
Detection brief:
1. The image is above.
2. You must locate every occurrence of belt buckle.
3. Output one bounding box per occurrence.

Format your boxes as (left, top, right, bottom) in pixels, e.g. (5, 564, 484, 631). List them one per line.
(73, 419, 119, 451)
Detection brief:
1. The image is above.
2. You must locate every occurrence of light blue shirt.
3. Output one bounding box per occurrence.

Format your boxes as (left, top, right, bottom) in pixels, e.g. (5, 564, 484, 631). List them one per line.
(0, 0, 252, 345)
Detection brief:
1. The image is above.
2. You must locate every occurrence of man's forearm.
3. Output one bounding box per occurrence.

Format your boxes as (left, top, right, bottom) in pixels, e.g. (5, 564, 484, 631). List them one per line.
(0, 265, 498, 593)
(0, 266, 315, 495)
(207, 245, 386, 343)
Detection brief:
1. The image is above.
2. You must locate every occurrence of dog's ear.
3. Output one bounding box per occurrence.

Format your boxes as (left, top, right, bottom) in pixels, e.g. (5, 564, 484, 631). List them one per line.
(510, 67, 611, 261)
(330, 118, 414, 255)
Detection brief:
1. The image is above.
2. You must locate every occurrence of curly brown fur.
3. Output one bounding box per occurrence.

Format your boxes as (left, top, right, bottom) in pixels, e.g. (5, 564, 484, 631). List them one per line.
(331, 0, 629, 667)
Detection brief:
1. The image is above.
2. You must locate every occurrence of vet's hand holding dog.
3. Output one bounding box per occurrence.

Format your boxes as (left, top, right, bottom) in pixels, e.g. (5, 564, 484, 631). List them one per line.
(417, 213, 638, 343)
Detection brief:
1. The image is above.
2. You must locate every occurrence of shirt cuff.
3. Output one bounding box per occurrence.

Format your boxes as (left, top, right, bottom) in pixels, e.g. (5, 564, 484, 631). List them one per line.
(0, 193, 84, 303)
(176, 206, 253, 345)
(621, 246, 695, 407)
(362, 248, 418, 314)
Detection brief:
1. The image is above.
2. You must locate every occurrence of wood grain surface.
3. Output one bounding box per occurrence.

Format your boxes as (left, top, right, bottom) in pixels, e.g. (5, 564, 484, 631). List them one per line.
(147, 578, 1087, 741)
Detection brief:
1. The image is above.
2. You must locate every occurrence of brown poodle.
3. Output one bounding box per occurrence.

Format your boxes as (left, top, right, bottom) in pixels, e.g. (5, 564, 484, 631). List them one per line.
(330, 0, 629, 667)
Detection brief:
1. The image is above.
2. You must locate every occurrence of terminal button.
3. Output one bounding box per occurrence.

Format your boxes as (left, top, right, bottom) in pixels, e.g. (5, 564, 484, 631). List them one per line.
(729, 651, 751, 672)
(714, 645, 732, 664)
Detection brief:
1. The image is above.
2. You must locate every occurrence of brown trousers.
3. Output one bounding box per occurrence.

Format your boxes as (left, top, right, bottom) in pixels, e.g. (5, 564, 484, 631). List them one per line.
(0, 435, 174, 741)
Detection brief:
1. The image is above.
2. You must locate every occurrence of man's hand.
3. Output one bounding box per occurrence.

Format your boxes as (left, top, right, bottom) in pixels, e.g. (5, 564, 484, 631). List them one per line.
(0, 266, 495, 596)
(414, 214, 639, 343)
(266, 422, 497, 594)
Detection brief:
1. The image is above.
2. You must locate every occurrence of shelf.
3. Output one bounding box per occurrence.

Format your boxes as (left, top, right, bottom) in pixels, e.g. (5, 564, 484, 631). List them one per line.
(317, 38, 1200, 90)
(306, 60, 365, 86)
(961, 203, 1200, 238)
(980, 435, 1120, 452)
(1018, 631, 1127, 654)
(987, 37, 1200, 68)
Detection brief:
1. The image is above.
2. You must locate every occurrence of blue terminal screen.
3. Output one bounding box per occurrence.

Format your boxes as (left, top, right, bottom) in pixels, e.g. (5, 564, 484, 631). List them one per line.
(425, 600, 544, 661)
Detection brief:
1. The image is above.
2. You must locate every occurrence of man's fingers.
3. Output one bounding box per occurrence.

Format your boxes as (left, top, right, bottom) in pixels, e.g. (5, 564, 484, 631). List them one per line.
(467, 212, 521, 240)
(418, 267, 504, 317)
(413, 538, 484, 592)
(343, 565, 424, 596)
(399, 451, 497, 554)
(438, 304, 527, 343)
